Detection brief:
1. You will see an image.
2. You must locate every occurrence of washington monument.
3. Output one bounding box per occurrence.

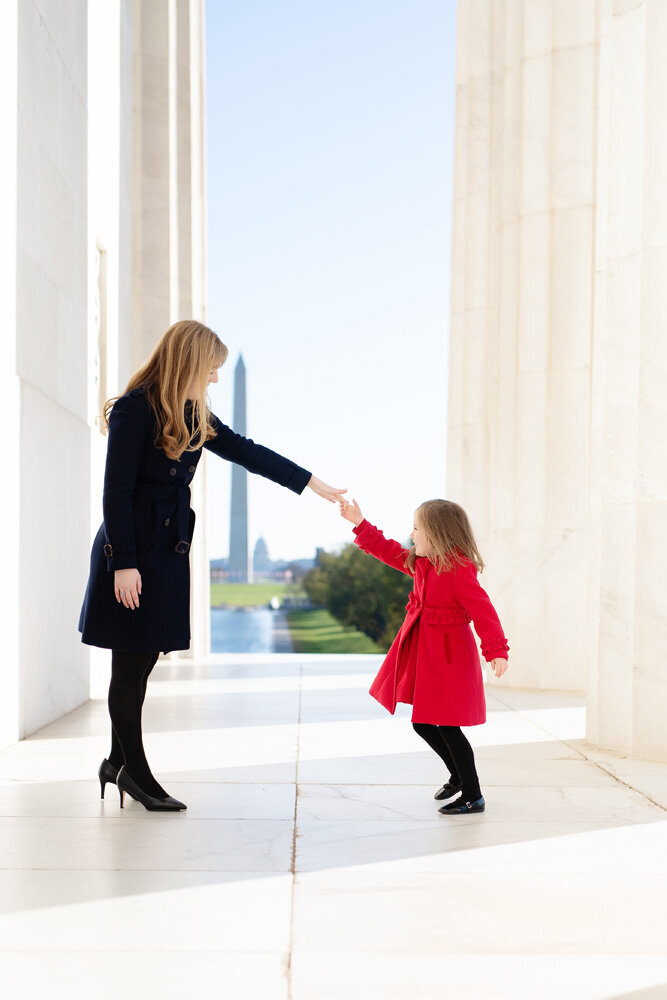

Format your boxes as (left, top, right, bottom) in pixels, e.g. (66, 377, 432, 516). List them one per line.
(228, 355, 250, 582)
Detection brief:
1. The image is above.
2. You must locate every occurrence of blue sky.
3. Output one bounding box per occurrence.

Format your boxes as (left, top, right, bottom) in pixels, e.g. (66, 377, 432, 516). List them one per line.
(205, 0, 457, 562)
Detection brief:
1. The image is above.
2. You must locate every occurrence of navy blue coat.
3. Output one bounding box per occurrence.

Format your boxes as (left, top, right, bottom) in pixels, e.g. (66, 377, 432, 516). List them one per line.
(78, 386, 311, 653)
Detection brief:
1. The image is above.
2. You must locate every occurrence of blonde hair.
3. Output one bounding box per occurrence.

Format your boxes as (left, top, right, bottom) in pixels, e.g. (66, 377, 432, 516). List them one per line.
(405, 499, 484, 575)
(103, 320, 229, 461)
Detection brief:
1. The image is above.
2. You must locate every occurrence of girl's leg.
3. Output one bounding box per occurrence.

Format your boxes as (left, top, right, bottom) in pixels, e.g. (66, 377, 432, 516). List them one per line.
(107, 653, 159, 769)
(108, 649, 165, 797)
(437, 725, 482, 801)
(412, 722, 460, 785)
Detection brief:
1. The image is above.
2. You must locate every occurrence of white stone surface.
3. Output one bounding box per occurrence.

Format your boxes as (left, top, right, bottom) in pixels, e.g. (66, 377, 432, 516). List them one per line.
(0, 655, 666, 999)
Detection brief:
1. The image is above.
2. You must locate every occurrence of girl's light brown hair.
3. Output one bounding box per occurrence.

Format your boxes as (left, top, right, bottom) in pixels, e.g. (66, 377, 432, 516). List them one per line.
(103, 320, 228, 461)
(405, 499, 484, 575)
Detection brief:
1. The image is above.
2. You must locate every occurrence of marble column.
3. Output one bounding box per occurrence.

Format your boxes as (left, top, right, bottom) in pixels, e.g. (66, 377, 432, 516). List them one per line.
(130, 0, 209, 659)
(181, 0, 210, 661)
(449, 0, 598, 694)
(586, 0, 667, 758)
(131, 0, 171, 362)
(451, 0, 667, 759)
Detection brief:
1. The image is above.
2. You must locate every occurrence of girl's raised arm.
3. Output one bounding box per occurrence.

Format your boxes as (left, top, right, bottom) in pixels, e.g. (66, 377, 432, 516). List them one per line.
(340, 501, 413, 576)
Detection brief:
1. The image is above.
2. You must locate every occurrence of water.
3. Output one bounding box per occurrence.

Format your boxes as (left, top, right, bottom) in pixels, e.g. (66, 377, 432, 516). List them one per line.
(210, 606, 276, 653)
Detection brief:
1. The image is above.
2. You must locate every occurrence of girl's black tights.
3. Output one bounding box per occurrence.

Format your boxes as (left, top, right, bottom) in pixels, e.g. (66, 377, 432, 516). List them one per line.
(412, 722, 482, 801)
(107, 649, 166, 798)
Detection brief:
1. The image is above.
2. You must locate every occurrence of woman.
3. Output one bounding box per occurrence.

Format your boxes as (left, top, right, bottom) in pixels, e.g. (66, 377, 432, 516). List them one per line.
(78, 320, 345, 812)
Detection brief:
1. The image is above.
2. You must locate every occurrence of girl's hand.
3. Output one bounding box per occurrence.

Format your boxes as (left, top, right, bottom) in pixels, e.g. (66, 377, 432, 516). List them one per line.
(339, 498, 363, 527)
(490, 657, 508, 678)
(114, 568, 142, 610)
(307, 475, 347, 504)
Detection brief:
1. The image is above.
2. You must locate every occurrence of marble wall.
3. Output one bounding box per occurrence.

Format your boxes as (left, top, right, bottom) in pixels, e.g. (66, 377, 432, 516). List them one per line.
(450, 0, 667, 759)
(0, 0, 20, 748)
(0, 0, 207, 749)
(15, 0, 90, 740)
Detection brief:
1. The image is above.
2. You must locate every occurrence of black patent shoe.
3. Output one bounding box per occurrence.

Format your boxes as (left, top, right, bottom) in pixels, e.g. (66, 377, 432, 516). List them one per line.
(438, 795, 485, 815)
(434, 779, 462, 801)
(116, 766, 187, 812)
(98, 758, 120, 799)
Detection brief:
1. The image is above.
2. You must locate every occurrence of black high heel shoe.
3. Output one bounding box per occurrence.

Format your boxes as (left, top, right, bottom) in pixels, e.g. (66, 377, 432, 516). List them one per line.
(98, 758, 120, 799)
(116, 766, 187, 812)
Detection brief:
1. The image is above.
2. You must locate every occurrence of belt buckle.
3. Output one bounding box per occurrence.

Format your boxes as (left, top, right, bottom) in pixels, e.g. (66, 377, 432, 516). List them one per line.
(174, 540, 190, 554)
(103, 543, 113, 557)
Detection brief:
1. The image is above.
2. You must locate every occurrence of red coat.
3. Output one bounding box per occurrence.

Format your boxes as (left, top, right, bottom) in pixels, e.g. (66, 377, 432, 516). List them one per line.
(353, 520, 509, 726)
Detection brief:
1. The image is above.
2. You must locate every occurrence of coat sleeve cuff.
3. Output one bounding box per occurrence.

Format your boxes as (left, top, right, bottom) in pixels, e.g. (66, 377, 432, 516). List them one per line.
(109, 552, 139, 571)
(103, 542, 138, 572)
(482, 640, 510, 661)
(285, 465, 312, 495)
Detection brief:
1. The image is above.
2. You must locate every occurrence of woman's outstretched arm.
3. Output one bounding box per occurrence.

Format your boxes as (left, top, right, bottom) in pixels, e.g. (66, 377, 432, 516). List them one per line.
(203, 413, 346, 501)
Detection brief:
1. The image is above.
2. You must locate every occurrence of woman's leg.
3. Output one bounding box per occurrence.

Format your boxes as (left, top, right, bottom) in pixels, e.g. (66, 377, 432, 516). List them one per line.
(108, 649, 165, 797)
(107, 653, 159, 769)
(437, 725, 482, 801)
(412, 722, 460, 785)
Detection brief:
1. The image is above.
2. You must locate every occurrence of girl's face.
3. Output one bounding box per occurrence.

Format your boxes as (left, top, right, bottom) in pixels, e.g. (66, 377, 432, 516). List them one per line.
(410, 514, 431, 558)
(187, 367, 219, 399)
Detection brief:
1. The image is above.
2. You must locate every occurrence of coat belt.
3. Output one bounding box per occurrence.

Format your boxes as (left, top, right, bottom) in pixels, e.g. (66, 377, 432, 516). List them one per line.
(405, 591, 471, 626)
(134, 481, 192, 554)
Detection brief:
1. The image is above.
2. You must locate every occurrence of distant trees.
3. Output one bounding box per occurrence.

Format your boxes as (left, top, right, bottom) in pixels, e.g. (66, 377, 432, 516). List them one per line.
(284, 561, 308, 583)
(302, 542, 413, 651)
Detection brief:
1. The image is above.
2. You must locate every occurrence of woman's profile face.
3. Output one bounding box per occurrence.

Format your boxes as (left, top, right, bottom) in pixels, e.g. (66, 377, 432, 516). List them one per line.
(187, 367, 219, 399)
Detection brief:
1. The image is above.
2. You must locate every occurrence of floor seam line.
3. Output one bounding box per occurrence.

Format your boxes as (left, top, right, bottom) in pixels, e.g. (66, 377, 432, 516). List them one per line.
(286, 661, 303, 999)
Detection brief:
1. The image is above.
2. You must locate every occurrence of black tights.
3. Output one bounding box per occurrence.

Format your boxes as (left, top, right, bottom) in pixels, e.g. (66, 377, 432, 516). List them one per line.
(412, 722, 482, 801)
(107, 649, 166, 798)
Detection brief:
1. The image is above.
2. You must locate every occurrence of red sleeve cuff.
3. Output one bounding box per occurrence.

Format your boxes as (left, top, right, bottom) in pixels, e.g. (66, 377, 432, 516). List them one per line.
(482, 642, 510, 662)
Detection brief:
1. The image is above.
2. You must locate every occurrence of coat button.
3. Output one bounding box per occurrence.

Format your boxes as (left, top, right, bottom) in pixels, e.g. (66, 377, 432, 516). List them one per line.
(164, 518, 170, 527)
(188, 465, 195, 473)
(169, 467, 176, 476)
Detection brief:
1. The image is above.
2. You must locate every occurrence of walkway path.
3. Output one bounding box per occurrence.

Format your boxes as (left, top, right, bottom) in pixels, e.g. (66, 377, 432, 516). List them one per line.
(271, 609, 295, 652)
(0, 654, 666, 999)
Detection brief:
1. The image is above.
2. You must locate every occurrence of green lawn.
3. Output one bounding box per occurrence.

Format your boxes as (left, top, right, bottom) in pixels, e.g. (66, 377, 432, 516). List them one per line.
(211, 582, 299, 607)
(286, 608, 384, 654)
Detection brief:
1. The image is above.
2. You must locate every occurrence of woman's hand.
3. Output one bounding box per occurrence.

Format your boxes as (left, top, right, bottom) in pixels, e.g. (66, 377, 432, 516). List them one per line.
(490, 658, 508, 678)
(339, 498, 363, 527)
(307, 475, 347, 504)
(114, 568, 142, 610)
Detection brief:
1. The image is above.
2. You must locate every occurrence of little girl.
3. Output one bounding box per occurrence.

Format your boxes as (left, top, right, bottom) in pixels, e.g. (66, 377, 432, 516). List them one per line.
(339, 497, 509, 814)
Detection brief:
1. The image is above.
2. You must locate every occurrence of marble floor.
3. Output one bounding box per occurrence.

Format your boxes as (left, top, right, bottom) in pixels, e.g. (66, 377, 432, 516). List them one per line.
(1, 653, 666, 1000)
